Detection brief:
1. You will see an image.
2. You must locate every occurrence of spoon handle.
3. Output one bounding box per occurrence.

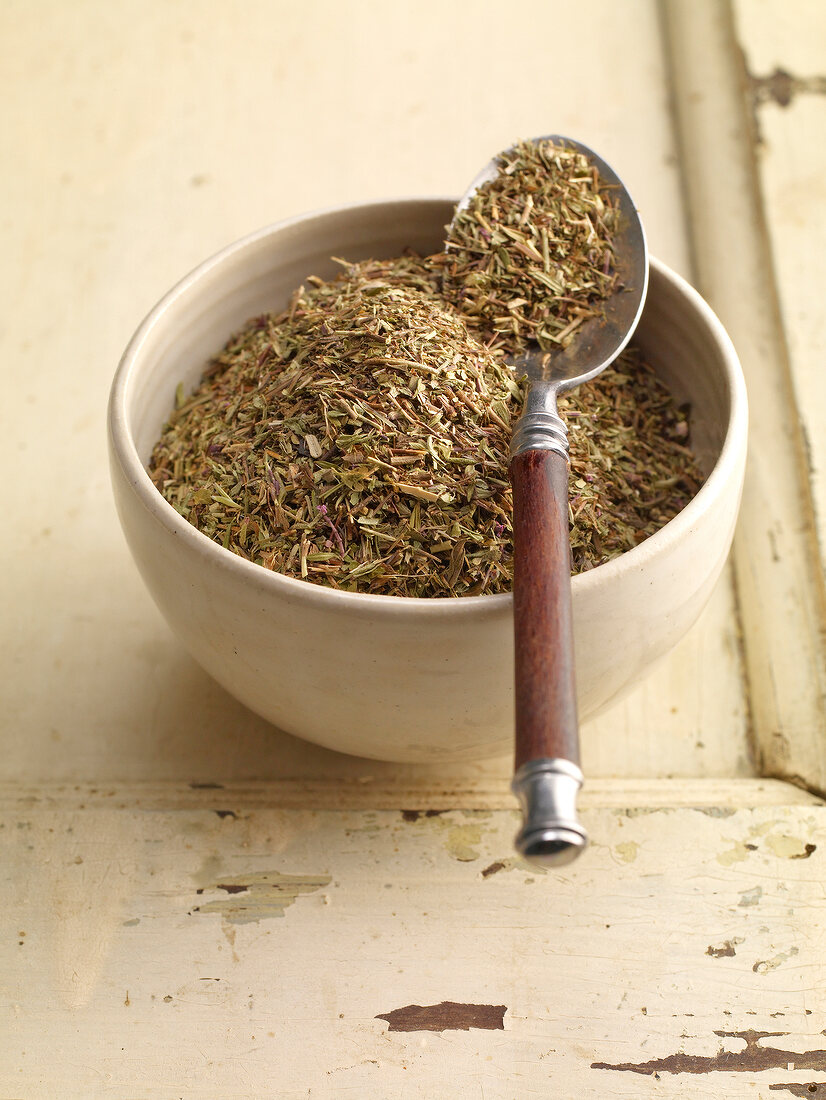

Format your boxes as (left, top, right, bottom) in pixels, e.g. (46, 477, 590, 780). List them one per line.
(510, 447, 588, 867)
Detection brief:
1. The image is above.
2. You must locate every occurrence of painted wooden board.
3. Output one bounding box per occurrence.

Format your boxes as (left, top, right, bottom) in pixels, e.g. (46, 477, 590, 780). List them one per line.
(733, 0, 826, 571)
(0, 0, 750, 792)
(3, 1, 826, 1096)
(3, 791, 825, 1098)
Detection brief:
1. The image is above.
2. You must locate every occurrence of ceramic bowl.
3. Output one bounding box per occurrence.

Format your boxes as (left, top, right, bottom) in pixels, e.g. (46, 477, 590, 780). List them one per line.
(108, 199, 747, 762)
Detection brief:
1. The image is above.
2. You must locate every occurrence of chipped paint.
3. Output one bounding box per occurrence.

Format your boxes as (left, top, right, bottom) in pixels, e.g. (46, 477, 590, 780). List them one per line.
(765, 834, 817, 860)
(717, 840, 751, 866)
(614, 841, 639, 864)
(194, 870, 331, 923)
(481, 860, 508, 877)
(753, 946, 800, 974)
(399, 810, 446, 823)
(749, 66, 826, 109)
(739, 885, 763, 907)
(592, 1030, 826, 1075)
(376, 1002, 507, 1033)
(713, 824, 815, 865)
(480, 856, 541, 877)
(444, 824, 482, 862)
(706, 936, 744, 958)
(398, 810, 493, 862)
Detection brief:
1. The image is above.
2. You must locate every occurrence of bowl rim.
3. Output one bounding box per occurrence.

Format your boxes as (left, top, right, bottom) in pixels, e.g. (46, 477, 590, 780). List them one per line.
(108, 197, 748, 617)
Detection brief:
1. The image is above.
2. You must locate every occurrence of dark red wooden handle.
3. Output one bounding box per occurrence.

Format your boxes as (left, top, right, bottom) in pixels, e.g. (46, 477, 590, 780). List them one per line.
(510, 448, 579, 771)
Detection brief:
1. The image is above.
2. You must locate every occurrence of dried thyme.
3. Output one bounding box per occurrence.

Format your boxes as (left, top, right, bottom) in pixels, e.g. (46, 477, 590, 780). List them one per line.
(149, 255, 704, 595)
(442, 138, 619, 354)
(150, 260, 523, 598)
(147, 133, 704, 596)
(560, 348, 702, 572)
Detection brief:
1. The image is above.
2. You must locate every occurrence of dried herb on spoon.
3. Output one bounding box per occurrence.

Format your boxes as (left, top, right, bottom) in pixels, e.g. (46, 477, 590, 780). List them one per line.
(442, 138, 620, 354)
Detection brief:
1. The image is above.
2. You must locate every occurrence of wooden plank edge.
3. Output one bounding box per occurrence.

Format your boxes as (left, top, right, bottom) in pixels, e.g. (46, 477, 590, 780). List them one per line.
(659, 0, 826, 794)
(0, 777, 820, 813)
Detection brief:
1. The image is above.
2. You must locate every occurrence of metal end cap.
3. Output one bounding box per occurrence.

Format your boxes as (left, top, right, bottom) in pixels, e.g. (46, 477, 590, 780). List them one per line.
(515, 825, 588, 869)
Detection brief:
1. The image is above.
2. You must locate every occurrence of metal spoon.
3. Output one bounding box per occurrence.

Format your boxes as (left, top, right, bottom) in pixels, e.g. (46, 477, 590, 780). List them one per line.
(450, 136, 648, 868)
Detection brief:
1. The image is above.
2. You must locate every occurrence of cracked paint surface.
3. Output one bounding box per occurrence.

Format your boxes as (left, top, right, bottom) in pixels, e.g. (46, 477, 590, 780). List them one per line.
(753, 946, 800, 975)
(718, 821, 818, 866)
(194, 870, 332, 923)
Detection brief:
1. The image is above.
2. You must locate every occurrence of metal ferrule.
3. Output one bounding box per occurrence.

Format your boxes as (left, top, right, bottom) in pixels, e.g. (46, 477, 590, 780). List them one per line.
(511, 758, 587, 868)
(509, 384, 569, 459)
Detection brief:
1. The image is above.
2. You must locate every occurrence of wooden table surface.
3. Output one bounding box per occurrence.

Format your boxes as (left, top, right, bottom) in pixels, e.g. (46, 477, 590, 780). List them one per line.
(3, 1, 825, 1096)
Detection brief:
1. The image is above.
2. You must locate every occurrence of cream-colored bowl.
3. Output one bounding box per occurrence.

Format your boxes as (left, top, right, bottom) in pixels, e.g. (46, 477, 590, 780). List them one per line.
(108, 199, 747, 762)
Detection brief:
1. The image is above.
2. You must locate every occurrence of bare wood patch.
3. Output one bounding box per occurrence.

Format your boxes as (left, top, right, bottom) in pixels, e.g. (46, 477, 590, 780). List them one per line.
(592, 1030, 826, 1075)
(705, 937, 743, 958)
(193, 870, 331, 923)
(376, 1001, 506, 1033)
(748, 67, 826, 110)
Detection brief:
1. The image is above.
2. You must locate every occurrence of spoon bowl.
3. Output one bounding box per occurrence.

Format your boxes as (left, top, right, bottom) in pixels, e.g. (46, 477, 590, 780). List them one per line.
(453, 135, 648, 392)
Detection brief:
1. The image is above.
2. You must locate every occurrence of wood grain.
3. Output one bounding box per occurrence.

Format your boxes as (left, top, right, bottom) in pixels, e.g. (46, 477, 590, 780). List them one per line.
(663, 0, 826, 795)
(510, 448, 579, 769)
(3, 794, 824, 1097)
(3, 1, 825, 1095)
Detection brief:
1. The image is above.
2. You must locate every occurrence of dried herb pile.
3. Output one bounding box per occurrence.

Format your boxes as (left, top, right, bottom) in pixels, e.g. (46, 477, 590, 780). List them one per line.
(148, 138, 705, 596)
(442, 139, 619, 353)
(150, 260, 522, 597)
(150, 254, 703, 595)
(560, 349, 701, 569)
